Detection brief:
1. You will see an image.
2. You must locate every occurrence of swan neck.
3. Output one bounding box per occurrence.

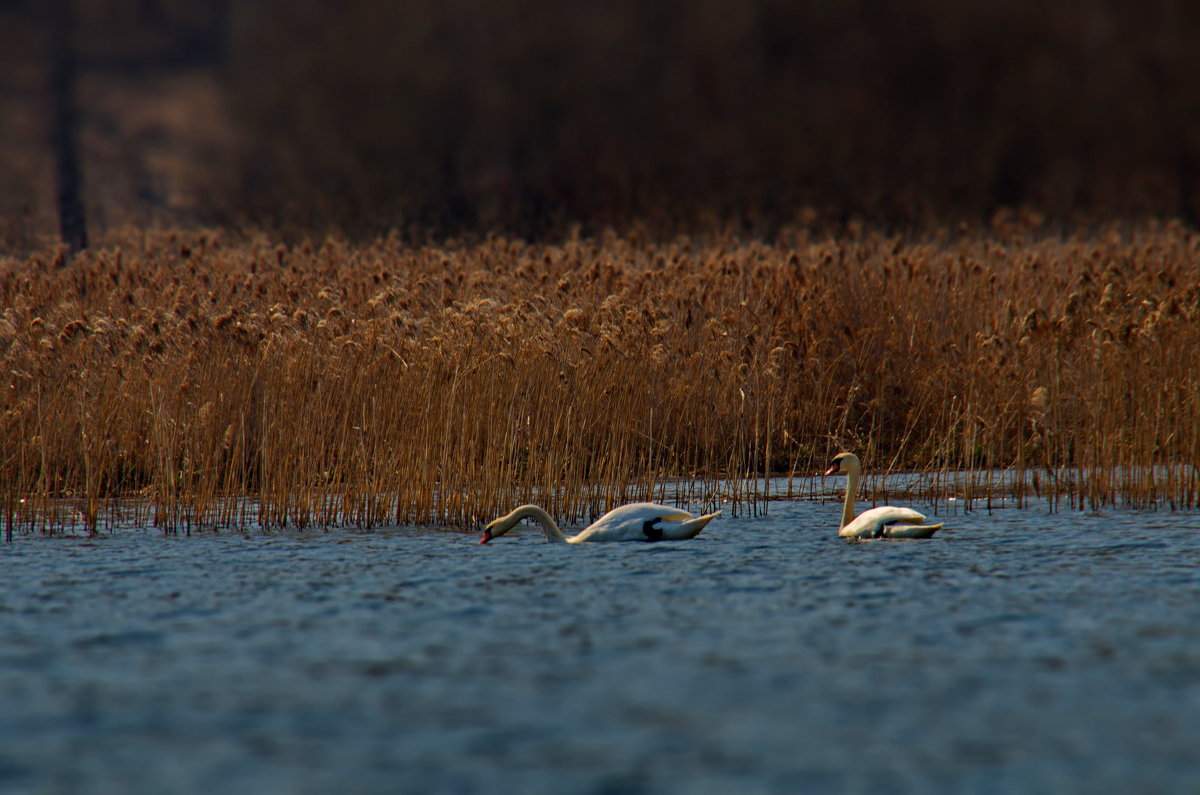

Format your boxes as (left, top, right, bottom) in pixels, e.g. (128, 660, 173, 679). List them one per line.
(841, 468, 860, 529)
(513, 505, 567, 542)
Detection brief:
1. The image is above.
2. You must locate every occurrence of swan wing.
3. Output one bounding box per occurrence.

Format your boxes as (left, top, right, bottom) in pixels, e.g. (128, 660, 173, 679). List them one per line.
(882, 522, 942, 539)
(570, 502, 706, 542)
(839, 505, 930, 539)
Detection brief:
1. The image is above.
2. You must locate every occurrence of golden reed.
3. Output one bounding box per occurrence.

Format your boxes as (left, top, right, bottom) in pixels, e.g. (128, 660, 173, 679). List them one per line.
(2, 220, 1198, 535)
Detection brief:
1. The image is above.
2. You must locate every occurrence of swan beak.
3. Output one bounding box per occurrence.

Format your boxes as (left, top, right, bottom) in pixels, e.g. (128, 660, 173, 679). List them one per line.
(823, 465, 838, 476)
(478, 531, 493, 545)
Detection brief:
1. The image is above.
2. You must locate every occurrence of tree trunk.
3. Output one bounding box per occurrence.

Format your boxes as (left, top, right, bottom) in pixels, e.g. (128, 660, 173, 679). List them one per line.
(48, 0, 88, 255)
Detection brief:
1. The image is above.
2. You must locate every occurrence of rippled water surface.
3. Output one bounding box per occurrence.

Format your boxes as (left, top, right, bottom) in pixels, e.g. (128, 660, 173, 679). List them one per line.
(3, 500, 1199, 794)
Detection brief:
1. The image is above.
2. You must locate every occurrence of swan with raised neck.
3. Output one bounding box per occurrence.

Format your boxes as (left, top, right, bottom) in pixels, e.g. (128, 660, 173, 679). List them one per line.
(824, 452, 942, 539)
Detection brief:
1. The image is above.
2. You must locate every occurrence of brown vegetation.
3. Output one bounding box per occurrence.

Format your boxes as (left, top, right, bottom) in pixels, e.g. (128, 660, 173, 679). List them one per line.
(2, 220, 1199, 535)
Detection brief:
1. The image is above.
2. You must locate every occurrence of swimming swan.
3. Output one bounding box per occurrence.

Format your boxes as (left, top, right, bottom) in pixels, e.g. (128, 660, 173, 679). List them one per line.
(824, 452, 941, 539)
(479, 503, 720, 544)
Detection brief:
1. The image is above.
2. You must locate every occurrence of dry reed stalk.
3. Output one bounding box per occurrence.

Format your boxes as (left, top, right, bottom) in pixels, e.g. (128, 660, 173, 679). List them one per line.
(2, 222, 1198, 534)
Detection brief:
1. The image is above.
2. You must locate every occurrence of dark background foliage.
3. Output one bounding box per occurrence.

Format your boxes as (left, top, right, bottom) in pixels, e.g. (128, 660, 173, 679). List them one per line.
(2, 0, 1199, 241)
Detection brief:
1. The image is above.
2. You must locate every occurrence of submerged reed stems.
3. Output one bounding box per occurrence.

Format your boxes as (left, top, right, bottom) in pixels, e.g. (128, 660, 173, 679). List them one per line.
(2, 221, 1198, 534)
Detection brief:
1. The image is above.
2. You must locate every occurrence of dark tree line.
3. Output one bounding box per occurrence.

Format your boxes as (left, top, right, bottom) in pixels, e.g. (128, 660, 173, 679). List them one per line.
(223, 0, 1200, 236)
(8, 0, 1200, 244)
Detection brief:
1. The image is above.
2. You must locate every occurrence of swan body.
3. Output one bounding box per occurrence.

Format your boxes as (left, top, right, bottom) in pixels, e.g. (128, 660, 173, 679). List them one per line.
(480, 502, 719, 544)
(825, 452, 941, 539)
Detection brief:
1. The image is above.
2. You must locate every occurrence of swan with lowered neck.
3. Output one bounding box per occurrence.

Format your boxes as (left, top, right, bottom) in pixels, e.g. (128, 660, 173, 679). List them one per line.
(479, 502, 720, 544)
(824, 452, 941, 539)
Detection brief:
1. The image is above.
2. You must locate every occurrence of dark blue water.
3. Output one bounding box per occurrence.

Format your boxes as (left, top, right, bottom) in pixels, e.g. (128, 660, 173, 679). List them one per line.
(2, 500, 1199, 794)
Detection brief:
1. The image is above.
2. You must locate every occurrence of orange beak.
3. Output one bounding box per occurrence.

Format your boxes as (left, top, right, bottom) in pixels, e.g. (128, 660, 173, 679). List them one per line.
(478, 531, 493, 545)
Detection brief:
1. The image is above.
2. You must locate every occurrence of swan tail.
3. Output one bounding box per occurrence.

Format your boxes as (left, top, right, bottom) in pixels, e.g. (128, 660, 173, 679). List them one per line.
(662, 510, 720, 540)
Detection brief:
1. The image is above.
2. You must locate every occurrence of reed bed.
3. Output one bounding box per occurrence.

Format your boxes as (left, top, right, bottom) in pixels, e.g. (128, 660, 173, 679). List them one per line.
(2, 221, 1199, 536)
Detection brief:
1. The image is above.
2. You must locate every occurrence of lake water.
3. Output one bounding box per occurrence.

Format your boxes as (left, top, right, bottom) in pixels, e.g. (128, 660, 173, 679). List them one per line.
(2, 499, 1199, 794)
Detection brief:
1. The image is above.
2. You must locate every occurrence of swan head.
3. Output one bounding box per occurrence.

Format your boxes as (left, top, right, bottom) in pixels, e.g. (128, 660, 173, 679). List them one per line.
(478, 518, 504, 544)
(824, 451, 861, 477)
(478, 514, 517, 544)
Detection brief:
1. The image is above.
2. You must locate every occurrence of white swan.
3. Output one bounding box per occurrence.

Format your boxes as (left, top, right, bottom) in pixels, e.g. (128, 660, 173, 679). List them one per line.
(824, 452, 941, 539)
(479, 502, 720, 544)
